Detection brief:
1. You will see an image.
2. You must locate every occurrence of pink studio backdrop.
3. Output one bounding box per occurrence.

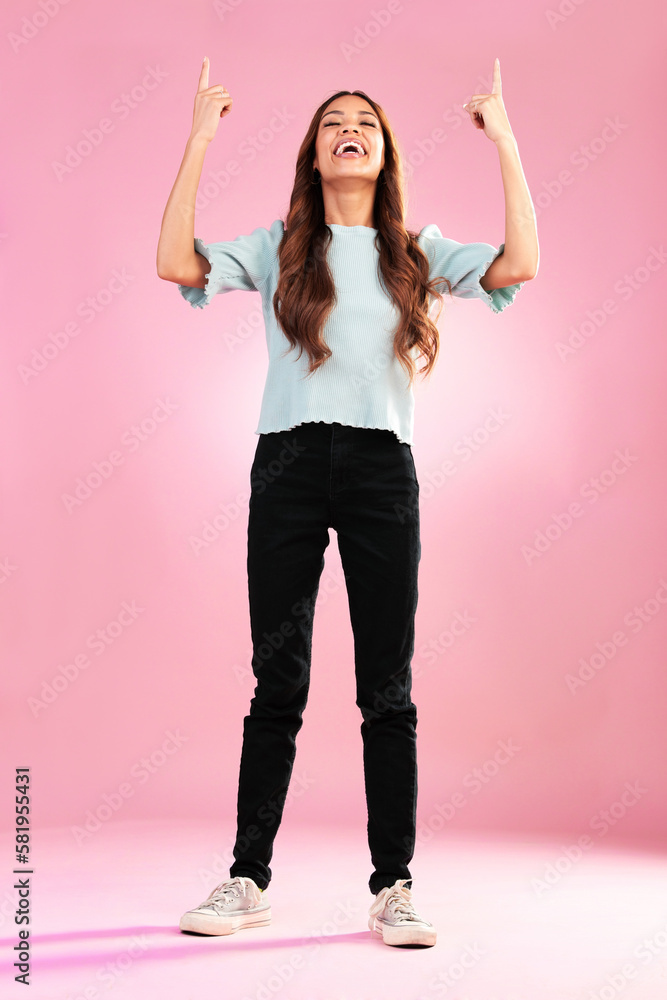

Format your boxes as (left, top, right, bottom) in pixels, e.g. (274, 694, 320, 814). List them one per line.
(3, 0, 666, 847)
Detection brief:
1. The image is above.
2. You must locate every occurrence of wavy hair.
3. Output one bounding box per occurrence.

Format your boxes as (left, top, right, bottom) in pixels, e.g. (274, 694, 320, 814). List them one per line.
(271, 89, 451, 385)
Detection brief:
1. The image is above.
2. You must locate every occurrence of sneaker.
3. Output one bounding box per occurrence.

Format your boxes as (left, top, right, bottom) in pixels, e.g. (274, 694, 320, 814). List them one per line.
(179, 876, 271, 935)
(368, 879, 436, 947)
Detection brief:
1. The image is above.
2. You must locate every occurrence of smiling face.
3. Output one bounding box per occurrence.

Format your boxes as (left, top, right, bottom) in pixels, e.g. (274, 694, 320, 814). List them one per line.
(312, 93, 385, 184)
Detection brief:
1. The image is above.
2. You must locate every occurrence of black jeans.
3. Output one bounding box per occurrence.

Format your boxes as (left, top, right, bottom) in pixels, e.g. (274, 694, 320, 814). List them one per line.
(228, 421, 421, 895)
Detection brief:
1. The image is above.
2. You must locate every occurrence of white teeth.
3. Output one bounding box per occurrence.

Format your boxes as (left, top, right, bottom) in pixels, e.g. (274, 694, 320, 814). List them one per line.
(334, 139, 365, 156)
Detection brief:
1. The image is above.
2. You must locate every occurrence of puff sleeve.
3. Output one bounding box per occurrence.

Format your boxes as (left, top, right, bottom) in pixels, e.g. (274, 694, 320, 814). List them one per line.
(417, 224, 525, 314)
(178, 218, 284, 309)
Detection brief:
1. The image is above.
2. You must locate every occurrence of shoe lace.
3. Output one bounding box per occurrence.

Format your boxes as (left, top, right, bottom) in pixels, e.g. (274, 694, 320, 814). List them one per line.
(203, 876, 256, 909)
(369, 879, 419, 920)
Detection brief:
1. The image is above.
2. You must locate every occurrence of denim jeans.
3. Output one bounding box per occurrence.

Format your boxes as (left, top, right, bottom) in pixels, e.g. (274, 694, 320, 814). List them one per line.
(228, 420, 421, 895)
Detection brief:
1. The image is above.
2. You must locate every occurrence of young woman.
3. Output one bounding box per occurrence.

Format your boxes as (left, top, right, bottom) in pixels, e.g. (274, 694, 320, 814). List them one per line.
(157, 56, 537, 949)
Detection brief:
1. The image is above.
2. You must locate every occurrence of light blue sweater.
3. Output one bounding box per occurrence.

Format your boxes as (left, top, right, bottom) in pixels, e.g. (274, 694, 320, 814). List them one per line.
(178, 220, 524, 445)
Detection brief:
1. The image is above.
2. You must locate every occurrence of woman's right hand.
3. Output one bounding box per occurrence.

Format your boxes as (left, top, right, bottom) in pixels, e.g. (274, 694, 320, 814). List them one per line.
(190, 56, 233, 144)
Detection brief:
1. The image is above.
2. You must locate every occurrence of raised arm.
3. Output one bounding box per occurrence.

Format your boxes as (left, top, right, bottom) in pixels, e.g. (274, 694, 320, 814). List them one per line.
(463, 58, 539, 289)
(156, 56, 233, 287)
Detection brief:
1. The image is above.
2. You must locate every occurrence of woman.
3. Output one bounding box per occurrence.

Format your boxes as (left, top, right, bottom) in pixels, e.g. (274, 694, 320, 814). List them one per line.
(157, 55, 538, 949)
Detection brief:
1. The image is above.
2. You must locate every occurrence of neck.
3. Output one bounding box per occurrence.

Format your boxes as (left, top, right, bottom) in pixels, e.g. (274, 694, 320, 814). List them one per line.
(320, 184, 377, 229)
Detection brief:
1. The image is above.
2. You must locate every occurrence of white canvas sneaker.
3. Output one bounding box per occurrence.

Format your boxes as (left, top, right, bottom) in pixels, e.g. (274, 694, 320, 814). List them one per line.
(368, 879, 436, 947)
(179, 876, 271, 935)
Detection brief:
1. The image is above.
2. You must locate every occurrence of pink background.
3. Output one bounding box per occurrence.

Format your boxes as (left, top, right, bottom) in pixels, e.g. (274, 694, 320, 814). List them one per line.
(3, 0, 666, 851)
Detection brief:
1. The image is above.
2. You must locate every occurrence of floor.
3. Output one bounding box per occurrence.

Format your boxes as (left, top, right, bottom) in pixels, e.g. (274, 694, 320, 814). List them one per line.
(3, 818, 667, 1000)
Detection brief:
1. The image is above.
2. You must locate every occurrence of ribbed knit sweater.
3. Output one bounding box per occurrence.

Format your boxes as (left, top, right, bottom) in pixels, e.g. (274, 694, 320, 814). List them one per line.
(178, 220, 524, 445)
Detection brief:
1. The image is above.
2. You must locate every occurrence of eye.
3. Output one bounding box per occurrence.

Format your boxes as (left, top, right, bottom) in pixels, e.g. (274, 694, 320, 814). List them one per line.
(323, 120, 377, 128)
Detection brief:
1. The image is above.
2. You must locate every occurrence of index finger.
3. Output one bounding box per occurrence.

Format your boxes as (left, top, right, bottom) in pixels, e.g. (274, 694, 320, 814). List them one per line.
(198, 55, 209, 92)
(491, 57, 501, 94)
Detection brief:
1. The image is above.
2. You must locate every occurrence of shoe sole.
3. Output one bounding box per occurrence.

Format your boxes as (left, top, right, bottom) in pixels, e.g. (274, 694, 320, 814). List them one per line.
(369, 917, 436, 947)
(180, 903, 271, 936)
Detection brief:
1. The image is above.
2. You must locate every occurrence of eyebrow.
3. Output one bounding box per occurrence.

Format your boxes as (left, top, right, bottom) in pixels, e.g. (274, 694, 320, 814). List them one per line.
(321, 109, 378, 119)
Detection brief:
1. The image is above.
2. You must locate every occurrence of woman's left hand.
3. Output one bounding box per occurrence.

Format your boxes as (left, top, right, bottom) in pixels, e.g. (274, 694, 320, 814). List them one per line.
(463, 58, 515, 143)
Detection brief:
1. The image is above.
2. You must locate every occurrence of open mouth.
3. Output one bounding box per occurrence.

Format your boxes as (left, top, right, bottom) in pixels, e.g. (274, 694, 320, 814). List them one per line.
(333, 139, 366, 158)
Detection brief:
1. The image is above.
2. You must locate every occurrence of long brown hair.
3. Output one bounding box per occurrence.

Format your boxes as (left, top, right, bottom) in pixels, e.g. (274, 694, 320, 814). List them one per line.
(272, 89, 451, 385)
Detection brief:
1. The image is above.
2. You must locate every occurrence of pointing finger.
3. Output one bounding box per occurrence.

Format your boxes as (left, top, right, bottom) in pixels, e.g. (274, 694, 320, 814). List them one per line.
(491, 57, 501, 94)
(198, 55, 209, 92)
